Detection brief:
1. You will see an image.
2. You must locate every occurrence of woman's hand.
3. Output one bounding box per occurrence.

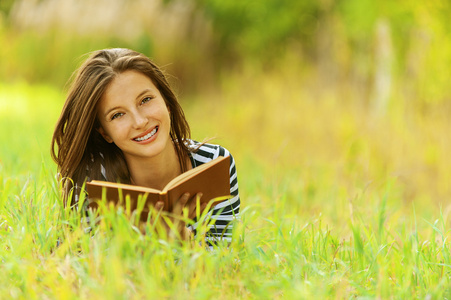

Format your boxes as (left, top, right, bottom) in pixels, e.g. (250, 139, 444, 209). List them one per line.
(151, 192, 207, 241)
(174, 192, 207, 220)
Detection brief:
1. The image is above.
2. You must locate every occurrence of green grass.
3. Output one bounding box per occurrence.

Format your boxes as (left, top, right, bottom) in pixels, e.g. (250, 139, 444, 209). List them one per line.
(1, 76, 451, 299)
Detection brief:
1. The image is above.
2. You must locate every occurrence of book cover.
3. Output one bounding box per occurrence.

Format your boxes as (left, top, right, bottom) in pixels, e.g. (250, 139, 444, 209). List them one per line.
(86, 156, 231, 217)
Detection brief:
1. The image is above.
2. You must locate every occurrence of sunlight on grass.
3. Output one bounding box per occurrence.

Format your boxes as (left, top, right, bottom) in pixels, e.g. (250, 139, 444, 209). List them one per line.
(0, 81, 63, 175)
(1, 72, 451, 298)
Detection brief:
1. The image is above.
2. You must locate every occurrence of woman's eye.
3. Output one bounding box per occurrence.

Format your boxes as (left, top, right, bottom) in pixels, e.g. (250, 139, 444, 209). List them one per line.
(141, 97, 153, 105)
(111, 112, 124, 120)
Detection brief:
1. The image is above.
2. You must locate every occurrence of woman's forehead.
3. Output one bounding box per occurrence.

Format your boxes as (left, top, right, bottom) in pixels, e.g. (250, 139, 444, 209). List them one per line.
(102, 71, 159, 101)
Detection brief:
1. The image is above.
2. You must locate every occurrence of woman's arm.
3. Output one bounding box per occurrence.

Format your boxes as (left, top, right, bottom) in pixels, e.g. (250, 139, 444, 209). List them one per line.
(189, 144, 241, 244)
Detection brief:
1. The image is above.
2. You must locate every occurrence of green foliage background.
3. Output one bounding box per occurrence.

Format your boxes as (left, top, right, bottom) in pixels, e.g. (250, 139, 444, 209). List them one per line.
(1, 0, 451, 102)
(2, 0, 451, 298)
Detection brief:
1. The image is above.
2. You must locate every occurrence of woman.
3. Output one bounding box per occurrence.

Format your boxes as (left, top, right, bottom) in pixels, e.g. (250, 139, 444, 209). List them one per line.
(51, 48, 240, 242)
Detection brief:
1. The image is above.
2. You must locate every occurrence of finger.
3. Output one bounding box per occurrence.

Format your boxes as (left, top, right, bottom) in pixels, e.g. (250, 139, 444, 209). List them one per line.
(151, 201, 164, 224)
(155, 201, 164, 211)
(188, 192, 203, 219)
(196, 201, 208, 219)
(200, 202, 208, 213)
(174, 193, 190, 215)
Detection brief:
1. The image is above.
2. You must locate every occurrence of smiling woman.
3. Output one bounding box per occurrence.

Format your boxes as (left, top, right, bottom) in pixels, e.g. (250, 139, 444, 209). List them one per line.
(95, 70, 175, 189)
(51, 48, 240, 242)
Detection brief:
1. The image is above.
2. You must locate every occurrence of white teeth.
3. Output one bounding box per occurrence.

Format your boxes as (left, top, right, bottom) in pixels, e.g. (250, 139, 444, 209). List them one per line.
(135, 127, 157, 141)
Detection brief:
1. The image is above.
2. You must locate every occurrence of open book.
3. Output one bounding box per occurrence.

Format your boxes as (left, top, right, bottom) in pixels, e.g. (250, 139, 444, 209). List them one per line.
(86, 156, 231, 217)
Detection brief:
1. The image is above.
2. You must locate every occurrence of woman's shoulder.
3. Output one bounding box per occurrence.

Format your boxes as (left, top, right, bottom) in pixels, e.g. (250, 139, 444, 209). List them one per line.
(187, 139, 233, 166)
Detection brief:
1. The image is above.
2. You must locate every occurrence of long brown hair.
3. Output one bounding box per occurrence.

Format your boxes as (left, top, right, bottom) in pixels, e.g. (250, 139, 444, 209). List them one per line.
(51, 48, 191, 206)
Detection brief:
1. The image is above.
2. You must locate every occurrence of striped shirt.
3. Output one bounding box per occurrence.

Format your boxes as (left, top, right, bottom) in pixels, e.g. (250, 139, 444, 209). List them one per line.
(80, 140, 240, 243)
(187, 140, 241, 243)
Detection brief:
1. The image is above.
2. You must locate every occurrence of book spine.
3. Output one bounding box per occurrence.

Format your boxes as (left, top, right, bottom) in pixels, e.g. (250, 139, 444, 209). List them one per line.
(159, 193, 170, 211)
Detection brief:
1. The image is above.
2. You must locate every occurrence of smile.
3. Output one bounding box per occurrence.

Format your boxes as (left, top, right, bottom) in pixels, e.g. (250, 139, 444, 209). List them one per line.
(134, 126, 158, 142)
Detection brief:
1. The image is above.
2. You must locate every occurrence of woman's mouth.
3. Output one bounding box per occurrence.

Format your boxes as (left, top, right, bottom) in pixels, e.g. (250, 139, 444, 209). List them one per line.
(134, 126, 158, 142)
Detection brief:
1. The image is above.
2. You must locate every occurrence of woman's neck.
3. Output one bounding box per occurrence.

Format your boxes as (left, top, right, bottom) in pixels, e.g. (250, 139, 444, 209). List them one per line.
(126, 142, 187, 190)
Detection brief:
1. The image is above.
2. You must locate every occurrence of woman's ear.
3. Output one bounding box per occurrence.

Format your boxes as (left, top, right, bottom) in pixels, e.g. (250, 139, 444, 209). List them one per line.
(97, 126, 113, 143)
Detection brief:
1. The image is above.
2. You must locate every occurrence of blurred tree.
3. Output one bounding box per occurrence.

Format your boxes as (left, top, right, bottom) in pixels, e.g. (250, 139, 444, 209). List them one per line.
(0, 0, 14, 15)
(2, 0, 451, 107)
(195, 0, 320, 66)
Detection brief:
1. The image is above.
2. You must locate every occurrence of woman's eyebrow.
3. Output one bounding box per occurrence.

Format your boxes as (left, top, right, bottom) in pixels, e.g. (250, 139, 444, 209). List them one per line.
(135, 89, 152, 101)
(104, 106, 121, 118)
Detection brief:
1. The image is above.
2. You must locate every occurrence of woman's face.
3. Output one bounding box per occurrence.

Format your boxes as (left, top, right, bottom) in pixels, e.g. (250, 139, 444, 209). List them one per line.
(96, 70, 172, 163)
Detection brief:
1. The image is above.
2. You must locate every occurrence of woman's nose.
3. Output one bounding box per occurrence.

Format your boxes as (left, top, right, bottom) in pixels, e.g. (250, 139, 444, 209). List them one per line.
(132, 111, 148, 129)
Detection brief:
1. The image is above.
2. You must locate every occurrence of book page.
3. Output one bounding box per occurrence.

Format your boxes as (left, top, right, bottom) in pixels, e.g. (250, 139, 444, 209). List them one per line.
(162, 156, 229, 193)
(88, 180, 162, 194)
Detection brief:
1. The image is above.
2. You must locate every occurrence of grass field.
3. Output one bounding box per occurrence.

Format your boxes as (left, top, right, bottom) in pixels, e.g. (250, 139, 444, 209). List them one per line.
(1, 69, 451, 299)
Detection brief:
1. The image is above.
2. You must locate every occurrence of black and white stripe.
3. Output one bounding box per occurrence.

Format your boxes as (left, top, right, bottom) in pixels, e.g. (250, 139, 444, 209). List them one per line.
(187, 140, 241, 243)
